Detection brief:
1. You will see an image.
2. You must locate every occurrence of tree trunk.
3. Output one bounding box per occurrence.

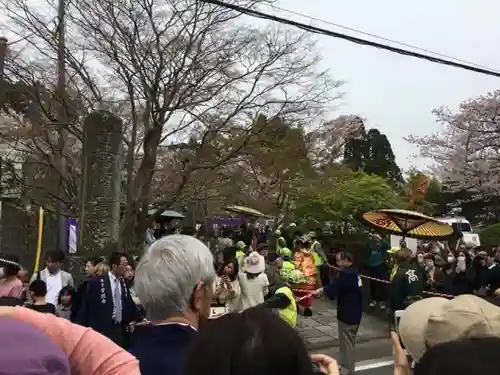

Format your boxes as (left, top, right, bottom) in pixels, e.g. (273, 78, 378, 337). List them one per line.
(119, 126, 162, 251)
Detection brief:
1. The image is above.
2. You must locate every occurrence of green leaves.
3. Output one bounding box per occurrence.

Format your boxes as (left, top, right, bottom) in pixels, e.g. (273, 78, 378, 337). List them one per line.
(294, 165, 405, 228)
(480, 223, 500, 248)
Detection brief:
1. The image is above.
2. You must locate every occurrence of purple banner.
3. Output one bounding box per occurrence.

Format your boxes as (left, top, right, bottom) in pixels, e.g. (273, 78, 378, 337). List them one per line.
(67, 217, 78, 254)
(205, 217, 246, 228)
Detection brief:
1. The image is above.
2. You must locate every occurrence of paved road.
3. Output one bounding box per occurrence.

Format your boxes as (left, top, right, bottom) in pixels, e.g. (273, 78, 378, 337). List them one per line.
(305, 298, 394, 374)
(312, 337, 394, 375)
(299, 299, 389, 350)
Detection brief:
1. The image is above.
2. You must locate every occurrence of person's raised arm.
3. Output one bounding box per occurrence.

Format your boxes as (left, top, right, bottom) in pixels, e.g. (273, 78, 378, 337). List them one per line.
(391, 331, 411, 375)
(259, 292, 291, 310)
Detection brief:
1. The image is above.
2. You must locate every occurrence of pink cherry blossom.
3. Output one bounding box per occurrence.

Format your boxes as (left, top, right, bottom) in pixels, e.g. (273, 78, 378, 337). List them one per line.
(406, 90, 500, 196)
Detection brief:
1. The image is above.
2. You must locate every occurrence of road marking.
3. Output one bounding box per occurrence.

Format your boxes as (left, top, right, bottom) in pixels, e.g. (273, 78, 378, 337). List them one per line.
(355, 358, 394, 372)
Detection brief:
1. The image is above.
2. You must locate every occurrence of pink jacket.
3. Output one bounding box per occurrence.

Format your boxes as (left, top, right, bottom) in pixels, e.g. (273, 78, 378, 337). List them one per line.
(0, 278, 24, 298)
(11, 307, 140, 375)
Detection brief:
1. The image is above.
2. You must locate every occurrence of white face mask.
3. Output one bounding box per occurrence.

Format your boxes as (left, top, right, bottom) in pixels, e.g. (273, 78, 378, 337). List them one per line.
(447, 256, 455, 263)
(457, 260, 467, 272)
(458, 256, 466, 262)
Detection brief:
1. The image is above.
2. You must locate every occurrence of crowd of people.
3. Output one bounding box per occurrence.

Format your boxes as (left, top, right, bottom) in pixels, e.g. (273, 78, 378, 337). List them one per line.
(365, 234, 500, 314)
(1, 223, 500, 375)
(0, 228, 343, 375)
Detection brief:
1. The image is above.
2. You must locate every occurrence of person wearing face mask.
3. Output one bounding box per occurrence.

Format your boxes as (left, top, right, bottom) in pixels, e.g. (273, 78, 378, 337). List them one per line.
(442, 252, 474, 296)
(414, 251, 427, 284)
(455, 253, 468, 273)
(416, 252, 425, 267)
(423, 254, 446, 293)
(428, 240, 445, 257)
(455, 252, 473, 293)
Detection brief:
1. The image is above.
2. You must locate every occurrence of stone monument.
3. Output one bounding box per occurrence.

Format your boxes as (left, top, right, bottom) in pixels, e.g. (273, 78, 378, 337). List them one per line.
(78, 110, 122, 254)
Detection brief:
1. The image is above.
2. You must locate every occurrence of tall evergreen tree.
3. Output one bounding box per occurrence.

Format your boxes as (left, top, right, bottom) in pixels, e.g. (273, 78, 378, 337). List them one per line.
(344, 126, 403, 185)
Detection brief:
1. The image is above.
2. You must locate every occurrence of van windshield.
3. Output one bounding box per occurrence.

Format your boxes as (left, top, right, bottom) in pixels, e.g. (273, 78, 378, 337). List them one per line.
(452, 222, 472, 233)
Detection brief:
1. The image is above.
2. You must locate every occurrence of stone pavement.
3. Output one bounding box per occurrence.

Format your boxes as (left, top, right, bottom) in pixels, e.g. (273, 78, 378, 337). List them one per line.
(298, 299, 389, 350)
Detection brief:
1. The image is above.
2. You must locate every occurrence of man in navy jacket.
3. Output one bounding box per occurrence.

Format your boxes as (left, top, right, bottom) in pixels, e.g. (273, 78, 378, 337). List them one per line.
(74, 252, 138, 346)
(313, 251, 363, 375)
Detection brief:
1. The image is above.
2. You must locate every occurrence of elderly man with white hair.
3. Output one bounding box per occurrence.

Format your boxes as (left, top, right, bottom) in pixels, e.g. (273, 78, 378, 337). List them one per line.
(128, 235, 215, 375)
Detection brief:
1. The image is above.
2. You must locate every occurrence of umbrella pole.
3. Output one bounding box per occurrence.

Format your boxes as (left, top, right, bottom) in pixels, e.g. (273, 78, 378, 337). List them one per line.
(399, 235, 407, 249)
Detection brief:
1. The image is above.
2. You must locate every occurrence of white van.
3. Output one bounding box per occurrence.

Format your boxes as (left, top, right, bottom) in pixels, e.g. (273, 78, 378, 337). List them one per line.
(436, 217, 481, 248)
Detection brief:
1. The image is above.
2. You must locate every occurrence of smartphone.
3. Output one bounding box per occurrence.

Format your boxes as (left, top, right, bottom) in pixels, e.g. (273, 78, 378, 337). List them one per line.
(312, 363, 326, 375)
(394, 310, 406, 352)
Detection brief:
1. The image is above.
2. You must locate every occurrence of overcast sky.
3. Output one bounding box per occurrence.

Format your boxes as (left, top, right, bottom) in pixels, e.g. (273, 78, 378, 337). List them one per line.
(267, 0, 500, 171)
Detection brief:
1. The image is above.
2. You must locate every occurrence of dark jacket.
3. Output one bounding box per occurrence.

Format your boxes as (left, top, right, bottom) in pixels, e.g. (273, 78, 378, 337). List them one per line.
(71, 278, 89, 322)
(129, 324, 196, 375)
(0, 296, 23, 306)
(323, 266, 363, 325)
(73, 273, 138, 342)
(365, 239, 390, 268)
(390, 264, 424, 311)
(439, 267, 474, 296)
(264, 265, 282, 294)
(424, 267, 447, 293)
(486, 264, 500, 296)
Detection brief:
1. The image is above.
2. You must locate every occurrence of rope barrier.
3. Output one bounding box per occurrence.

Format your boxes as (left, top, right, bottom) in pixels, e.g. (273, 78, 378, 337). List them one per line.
(291, 261, 456, 303)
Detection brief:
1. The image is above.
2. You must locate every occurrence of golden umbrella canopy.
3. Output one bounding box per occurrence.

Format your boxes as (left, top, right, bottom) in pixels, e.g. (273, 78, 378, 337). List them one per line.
(361, 209, 456, 240)
(225, 205, 269, 218)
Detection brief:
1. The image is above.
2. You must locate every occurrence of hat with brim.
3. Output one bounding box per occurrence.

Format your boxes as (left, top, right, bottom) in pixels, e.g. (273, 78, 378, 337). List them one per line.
(244, 252, 265, 274)
(399, 295, 500, 362)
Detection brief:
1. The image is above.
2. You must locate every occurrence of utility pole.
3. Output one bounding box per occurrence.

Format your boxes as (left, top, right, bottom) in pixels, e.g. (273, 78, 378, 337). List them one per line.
(0, 37, 6, 78)
(0, 36, 7, 107)
(55, 0, 67, 252)
(0, 37, 7, 246)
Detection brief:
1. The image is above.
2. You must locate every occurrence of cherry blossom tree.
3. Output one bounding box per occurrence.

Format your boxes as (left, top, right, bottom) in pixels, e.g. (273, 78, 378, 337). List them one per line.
(308, 115, 365, 166)
(407, 90, 500, 198)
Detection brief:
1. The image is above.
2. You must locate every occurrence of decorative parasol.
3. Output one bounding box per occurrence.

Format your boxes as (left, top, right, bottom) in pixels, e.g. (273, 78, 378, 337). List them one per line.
(225, 205, 269, 218)
(361, 208, 456, 240)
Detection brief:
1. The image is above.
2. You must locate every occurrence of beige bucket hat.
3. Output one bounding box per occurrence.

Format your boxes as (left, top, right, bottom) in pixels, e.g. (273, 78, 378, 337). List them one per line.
(399, 294, 500, 362)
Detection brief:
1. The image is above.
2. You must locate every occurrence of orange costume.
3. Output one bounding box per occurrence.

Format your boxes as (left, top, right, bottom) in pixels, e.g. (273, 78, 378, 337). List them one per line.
(292, 250, 317, 308)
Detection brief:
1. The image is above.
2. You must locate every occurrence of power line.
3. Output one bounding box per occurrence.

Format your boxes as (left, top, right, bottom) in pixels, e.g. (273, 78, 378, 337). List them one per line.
(265, 4, 500, 74)
(202, 0, 500, 79)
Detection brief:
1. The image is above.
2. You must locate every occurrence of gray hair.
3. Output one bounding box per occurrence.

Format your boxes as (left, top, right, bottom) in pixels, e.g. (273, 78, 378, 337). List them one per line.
(134, 234, 215, 321)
